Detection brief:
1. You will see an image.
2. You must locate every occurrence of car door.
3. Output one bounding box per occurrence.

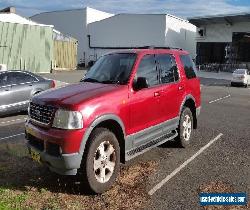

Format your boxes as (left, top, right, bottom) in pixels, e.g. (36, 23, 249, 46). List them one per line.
(129, 54, 163, 146)
(8, 72, 38, 106)
(0, 72, 16, 111)
(156, 54, 183, 123)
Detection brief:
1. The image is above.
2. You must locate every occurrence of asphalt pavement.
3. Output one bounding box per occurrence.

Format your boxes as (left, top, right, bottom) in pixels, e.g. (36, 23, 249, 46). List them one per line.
(0, 76, 249, 209)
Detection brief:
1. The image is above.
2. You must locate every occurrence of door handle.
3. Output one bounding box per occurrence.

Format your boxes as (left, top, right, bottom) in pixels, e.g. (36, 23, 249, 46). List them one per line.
(154, 92, 160, 97)
(178, 86, 184, 91)
(29, 84, 33, 86)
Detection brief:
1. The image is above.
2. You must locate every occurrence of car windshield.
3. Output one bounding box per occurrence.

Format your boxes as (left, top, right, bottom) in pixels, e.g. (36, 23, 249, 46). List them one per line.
(234, 69, 246, 74)
(82, 53, 137, 85)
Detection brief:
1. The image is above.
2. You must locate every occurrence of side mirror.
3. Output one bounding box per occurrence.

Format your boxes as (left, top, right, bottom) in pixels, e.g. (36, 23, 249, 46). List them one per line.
(80, 75, 85, 82)
(133, 77, 148, 91)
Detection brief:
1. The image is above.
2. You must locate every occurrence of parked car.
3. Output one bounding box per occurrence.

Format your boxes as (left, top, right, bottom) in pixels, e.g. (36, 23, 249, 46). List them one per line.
(0, 70, 55, 116)
(231, 69, 250, 87)
(25, 48, 201, 193)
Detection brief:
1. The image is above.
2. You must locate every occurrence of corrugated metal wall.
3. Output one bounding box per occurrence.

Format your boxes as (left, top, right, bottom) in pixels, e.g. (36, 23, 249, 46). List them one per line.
(0, 22, 53, 73)
(53, 39, 77, 70)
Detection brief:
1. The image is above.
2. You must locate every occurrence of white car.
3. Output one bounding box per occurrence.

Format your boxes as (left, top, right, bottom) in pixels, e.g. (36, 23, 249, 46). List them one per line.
(231, 69, 250, 87)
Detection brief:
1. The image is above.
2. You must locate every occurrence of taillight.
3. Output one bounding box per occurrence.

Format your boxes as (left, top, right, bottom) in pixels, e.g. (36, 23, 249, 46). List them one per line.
(240, 75, 245, 79)
(51, 80, 56, 88)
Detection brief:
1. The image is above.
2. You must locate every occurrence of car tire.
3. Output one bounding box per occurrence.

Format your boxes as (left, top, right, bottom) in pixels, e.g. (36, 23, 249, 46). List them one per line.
(176, 106, 193, 148)
(231, 82, 234, 87)
(80, 127, 120, 194)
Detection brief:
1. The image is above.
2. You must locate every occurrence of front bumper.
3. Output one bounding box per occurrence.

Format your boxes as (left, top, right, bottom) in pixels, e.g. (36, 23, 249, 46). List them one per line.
(25, 119, 85, 175)
(231, 81, 246, 86)
(28, 144, 81, 175)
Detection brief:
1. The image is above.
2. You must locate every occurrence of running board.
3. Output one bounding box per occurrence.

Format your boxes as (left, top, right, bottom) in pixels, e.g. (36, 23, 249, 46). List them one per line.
(125, 130, 178, 161)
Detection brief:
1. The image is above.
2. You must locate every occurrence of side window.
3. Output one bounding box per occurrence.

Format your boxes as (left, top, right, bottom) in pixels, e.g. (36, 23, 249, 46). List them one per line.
(7, 72, 23, 85)
(180, 54, 197, 79)
(8, 72, 37, 85)
(136, 55, 158, 87)
(156, 54, 179, 84)
(0, 73, 8, 87)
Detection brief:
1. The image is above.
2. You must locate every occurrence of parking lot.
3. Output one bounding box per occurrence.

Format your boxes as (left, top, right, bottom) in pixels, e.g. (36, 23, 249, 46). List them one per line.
(0, 73, 249, 209)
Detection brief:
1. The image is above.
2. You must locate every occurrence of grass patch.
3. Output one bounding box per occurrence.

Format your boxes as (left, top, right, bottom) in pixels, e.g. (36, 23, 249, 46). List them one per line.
(0, 187, 29, 210)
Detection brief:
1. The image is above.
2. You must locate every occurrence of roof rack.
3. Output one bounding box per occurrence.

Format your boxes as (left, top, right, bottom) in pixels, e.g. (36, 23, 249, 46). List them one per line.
(133, 46, 183, 50)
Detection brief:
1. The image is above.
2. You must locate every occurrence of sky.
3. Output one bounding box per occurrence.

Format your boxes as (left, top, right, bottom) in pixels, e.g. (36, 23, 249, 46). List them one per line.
(0, 0, 250, 18)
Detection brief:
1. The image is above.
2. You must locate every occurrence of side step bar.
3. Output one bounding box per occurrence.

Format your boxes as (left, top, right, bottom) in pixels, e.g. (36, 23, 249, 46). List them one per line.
(125, 130, 178, 161)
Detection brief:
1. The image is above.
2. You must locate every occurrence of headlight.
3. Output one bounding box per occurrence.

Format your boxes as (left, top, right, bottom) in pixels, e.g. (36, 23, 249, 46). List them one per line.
(52, 109, 83, 130)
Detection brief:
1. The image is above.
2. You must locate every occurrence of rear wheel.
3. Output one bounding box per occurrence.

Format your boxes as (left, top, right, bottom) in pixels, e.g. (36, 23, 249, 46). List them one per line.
(176, 107, 193, 148)
(80, 128, 120, 194)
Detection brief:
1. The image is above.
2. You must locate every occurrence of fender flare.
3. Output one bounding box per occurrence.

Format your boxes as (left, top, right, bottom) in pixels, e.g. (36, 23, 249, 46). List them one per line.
(178, 94, 196, 117)
(79, 114, 126, 155)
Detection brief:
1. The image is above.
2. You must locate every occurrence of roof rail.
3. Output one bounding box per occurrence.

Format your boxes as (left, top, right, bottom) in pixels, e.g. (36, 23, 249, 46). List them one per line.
(133, 46, 183, 50)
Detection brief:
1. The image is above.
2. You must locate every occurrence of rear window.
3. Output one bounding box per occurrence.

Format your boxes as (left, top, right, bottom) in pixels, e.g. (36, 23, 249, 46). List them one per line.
(180, 55, 197, 79)
(234, 69, 247, 74)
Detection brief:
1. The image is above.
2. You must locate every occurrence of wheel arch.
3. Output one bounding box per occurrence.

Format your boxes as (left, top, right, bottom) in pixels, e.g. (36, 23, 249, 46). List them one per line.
(79, 114, 126, 163)
(31, 88, 43, 96)
(179, 95, 197, 129)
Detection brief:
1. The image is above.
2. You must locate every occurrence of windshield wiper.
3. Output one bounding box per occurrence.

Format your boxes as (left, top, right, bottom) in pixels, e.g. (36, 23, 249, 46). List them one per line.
(81, 78, 101, 83)
(101, 80, 124, 84)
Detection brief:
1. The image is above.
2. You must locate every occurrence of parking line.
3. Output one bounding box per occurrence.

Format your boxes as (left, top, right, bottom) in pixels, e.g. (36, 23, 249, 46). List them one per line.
(0, 133, 25, 141)
(0, 118, 27, 126)
(148, 133, 223, 196)
(209, 95, 231, 104)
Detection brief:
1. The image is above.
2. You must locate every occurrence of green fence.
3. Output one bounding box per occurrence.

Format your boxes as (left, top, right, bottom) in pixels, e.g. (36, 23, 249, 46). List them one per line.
(0, 22, 53, 73)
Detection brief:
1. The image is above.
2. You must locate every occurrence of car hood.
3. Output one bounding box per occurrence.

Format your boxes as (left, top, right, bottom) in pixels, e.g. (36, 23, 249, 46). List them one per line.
(32, 82, 125, 108)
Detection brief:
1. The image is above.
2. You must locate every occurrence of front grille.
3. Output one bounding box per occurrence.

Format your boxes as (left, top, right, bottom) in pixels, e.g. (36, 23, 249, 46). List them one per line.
(29, 102, 56, 125)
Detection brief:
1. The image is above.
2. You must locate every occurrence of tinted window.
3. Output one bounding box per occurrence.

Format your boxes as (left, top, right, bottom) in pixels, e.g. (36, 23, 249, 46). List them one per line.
(84, 53, 136, 84)
(136, 55, 158, 87)
(156, 54, 179, 84)
(21, 73, 37, 83)
(7, 72, 37, 84)
(180, 55, 197, 79)
(0, 73, 8, 87)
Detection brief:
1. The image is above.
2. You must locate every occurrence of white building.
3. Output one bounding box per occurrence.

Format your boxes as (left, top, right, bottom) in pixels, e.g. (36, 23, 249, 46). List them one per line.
(31, 7, 114, 65)
(188, 13, 250, 66)
(87, 14, 196, 61)
(31, 8, 196, 67)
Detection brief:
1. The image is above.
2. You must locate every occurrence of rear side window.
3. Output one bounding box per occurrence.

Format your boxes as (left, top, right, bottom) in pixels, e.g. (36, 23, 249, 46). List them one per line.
(180, 55, 197, 79)
(7, 72, 37, 84)
(156, 54, 179, 84)
(136, 55, 159, 87)
(20, 73, 38, 83)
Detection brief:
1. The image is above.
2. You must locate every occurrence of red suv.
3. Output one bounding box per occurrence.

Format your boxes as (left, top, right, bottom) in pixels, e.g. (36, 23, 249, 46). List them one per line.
(25, 48, 201, 193)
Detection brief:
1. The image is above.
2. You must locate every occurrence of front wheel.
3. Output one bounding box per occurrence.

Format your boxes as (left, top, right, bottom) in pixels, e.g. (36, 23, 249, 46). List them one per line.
(80, 128, 120, 194)
(176, 107, 193, 148)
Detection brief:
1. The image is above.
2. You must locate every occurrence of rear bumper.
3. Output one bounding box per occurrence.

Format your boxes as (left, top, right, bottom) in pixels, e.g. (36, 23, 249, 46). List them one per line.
(25, 119, 85, 175)
(231, 81, 246, 86)
(196, 106, 201, 117)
